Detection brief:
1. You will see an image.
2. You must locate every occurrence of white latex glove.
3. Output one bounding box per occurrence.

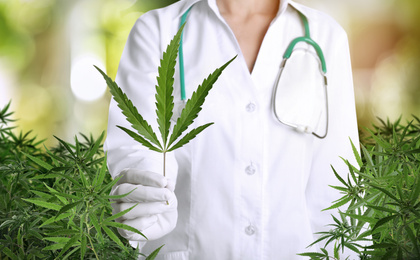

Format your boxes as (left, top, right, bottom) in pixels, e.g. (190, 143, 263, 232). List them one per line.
(110, 168, 178, 241)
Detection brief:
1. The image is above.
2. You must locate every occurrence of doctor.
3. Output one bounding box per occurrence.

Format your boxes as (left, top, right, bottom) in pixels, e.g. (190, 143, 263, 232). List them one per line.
(105, 0, 359, 259)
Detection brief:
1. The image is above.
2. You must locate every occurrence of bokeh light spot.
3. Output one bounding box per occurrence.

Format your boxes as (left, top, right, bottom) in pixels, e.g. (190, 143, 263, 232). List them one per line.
(70, 54, 106, 102)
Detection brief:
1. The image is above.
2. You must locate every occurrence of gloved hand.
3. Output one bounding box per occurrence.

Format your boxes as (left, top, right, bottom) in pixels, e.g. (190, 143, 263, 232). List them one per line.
(110, 168, 178, 241)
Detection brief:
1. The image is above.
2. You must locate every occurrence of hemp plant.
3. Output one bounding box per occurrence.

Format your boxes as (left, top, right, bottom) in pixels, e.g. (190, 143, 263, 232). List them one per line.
(299, 117, 420, 260)
(0, 102, 147, 259)
(96, 24, 235, 178)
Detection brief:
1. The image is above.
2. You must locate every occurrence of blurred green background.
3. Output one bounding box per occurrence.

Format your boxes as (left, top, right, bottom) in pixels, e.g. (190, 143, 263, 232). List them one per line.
(1, 0, 419, 147)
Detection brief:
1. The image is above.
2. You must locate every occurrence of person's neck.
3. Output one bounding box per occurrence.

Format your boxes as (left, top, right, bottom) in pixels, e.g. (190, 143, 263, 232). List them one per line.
(216, 0, 279, 17)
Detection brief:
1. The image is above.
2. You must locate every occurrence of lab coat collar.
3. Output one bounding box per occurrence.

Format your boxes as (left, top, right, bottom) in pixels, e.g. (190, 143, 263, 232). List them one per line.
(177, 0, 201, 17)
(178, 0, 292, 19)
(287, 1, 310, 18)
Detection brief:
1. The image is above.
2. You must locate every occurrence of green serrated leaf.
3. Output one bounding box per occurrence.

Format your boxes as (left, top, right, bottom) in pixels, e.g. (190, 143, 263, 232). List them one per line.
(347, 190, 381, 211)
(54, 135, 76, 158)
(372, 214, 397, 231)
(297, 252, 326, 258)
(62, 246, 81, 260)
(102, 225, 124, 249)
(117, 126, 162, 153)
(334, 243, 339, 259)
(22, 198, 61, 211)
(361, 145, 377, 176)
(55, 173, 83, 188)
(77, 164, 90, 188)
(367, 205, 398, 214)
(22, 152, 53, 170)
(90, 213, 104, 243)
(84, 131, 104, 161)
(328, 186, 349, 193)
(410, 174, 420, 204)
(168, 56, 236, 148)
(103, 221, 147, 240)
(105, 203, 137, 222)
(306, 234, 332, 248)
(75, 135, 81, 158)
(95, 66, 162, 150)
(44, 145, 67, 165)
(30, 190, 53, 199)
(43, 243, 67, 251)
(105, 187, 136, 200)
(43, 183, 67, 204)
(168, 123, 213, 152)
(343, 242, 361, 254)
(94, 155, 108, 191)
(350, 138, 362, 168)
(146, 245, 165, 260)
(369, 183, 400, 203)
(56, 235, 80, 258)
(331, 166, 350, 188)
(44, 236, 71, 244)
(41, 212, 73, 227)
(155, 24, 185, 147)
(81, 233, 87, 259)
(367, 129, 392, 150)
(323, 196, 352, 211)
(2, 247, 18, 260)
(31, 173, 61, 180)
(98, 174, 122, 195)
(343, 213, 377, 224)
(56, 200, 83, 218)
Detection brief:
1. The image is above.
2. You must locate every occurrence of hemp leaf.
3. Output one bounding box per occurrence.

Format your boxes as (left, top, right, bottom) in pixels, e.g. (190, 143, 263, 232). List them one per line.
(96, 24, 235, 176)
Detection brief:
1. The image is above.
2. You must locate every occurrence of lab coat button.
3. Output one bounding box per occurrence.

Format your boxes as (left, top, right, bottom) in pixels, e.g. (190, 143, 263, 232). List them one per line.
(245, 225, 256, 236)
(245, 165, 256, 175)
(246, 102, 256, 112)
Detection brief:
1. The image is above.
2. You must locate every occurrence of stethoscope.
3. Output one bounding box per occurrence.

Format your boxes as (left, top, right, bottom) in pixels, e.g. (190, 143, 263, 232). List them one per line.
(178, 6, 329, 139)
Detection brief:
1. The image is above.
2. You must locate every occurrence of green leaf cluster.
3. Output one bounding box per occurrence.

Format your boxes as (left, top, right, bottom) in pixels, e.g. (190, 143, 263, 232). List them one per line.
(300, 117, 420, 260)
(0, 102, 159, 259)
(95, 24, 235, 176)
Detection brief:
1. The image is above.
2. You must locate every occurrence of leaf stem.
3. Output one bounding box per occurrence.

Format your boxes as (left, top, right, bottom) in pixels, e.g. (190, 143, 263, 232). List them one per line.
(163, 152, 166, 178)
(87, 233, 100, 260)
(85, 203, 99, 260)
(163, 152, 169, 205)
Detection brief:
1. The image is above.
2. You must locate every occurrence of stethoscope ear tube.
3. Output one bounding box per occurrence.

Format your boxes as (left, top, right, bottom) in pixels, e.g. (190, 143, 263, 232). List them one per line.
(179, 7, 193, 101)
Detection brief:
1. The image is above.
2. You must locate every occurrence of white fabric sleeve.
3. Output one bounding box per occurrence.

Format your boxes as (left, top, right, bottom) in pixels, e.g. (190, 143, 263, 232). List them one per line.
(305, 26, 360, 255)
(104, 13, 178, 181)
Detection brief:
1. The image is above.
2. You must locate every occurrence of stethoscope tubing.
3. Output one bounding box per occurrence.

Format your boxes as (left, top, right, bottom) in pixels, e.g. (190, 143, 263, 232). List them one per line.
(271, 57, 329, 139)
(178, 5, 329, 139)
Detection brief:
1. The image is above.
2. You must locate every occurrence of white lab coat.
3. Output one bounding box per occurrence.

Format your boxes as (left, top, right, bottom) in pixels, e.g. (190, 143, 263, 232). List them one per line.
(104, 0, 360, 259)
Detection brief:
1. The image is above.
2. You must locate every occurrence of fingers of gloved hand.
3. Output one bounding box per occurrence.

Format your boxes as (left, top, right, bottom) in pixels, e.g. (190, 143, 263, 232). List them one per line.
(117, 215, 158, 241)
(111, 183, 173, 203)
(140, 210, 178, 241)
(166, 178, 175, 192)
(111, 195, 177, 220)
(116, 169, 167, 188)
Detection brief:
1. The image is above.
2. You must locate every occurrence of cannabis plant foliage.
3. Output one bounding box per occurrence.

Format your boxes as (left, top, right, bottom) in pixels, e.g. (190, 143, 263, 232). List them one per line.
(0, 102, 150, 260)
(95, 24, 235, 176)
(300, 117, 420, 260)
